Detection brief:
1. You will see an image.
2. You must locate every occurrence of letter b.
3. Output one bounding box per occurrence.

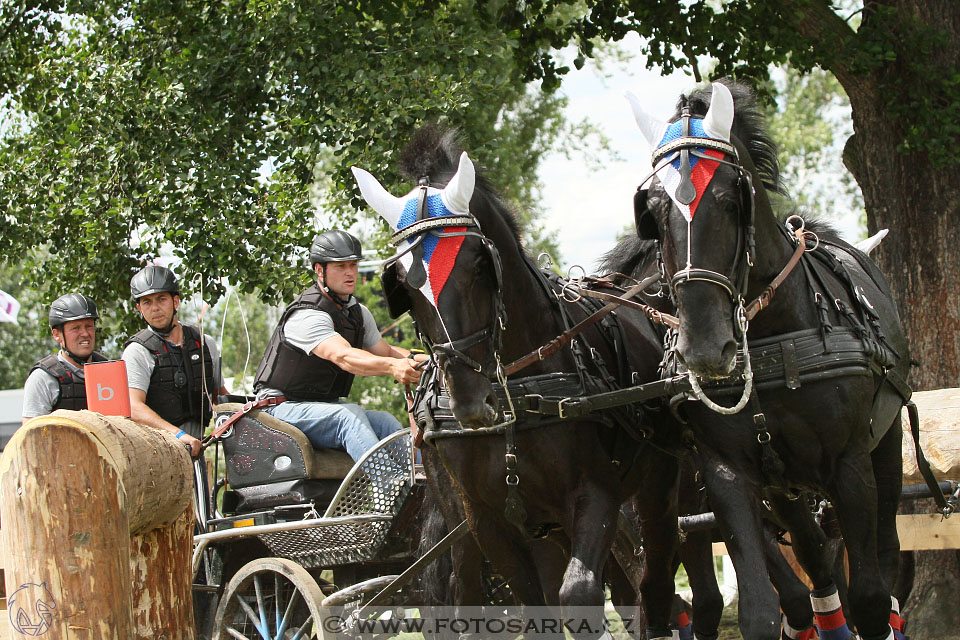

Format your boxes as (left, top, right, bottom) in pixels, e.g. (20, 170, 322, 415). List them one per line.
(97, 384, 114, 401)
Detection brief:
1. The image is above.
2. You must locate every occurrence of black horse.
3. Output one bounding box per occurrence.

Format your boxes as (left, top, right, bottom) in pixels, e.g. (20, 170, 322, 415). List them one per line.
(353, 126, 711, 639)
(612, 79, 911, 640)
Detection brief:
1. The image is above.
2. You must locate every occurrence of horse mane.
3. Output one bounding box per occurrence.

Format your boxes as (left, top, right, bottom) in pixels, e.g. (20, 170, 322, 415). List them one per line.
(598, 236, 660, 281)
(398, 124, 525, 244)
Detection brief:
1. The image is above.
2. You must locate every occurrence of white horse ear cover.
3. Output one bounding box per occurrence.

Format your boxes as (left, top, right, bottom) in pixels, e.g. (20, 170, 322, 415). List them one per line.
(625, 90, 669, 149)
(441, 152, 475, 216)
(702, 82, 735, 142)
(351, 166, 405, 229)
(351, 154, 478, 308)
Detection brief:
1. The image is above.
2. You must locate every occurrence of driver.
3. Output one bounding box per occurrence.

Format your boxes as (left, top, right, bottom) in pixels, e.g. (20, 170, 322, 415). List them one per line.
(253, 230, 425, 461)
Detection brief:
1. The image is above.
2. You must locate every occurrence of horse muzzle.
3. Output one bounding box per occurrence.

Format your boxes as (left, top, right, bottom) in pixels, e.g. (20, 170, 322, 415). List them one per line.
(677, 327, 739, 379)
(444, 363, 500, 429)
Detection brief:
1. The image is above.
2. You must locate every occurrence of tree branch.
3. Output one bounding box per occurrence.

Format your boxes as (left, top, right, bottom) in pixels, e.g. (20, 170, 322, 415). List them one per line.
(783, 0, 865, 97)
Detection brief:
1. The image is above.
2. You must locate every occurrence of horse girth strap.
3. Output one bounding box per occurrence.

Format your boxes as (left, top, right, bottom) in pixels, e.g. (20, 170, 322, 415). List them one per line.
(503, 280, 654, 376)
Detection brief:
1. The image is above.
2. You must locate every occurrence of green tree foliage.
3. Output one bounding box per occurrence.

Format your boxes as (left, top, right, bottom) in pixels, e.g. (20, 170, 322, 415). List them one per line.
(492, 1, 959, 164)
(0, 0, 588, 339)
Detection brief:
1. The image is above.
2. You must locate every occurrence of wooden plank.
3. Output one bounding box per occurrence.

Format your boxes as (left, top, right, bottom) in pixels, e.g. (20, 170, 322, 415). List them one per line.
(711, 513, 960, 556)
(897, 513, 960, 550)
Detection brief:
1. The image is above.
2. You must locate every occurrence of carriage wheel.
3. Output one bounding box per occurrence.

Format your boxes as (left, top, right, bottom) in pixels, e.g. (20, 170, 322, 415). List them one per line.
(213, 557, 326, 640)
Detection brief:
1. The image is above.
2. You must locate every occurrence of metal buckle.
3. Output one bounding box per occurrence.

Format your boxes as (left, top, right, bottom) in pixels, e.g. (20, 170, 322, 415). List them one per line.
(557, 397, 573, 419)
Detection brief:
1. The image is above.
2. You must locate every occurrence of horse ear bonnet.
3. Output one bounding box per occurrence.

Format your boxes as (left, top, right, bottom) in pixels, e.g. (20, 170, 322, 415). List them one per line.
(380, 262, 412, 319)
(633, 188, 659, 240)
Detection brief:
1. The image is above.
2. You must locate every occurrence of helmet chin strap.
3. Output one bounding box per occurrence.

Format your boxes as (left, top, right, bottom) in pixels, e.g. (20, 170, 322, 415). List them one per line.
(148, 311, 178, 338)
(54, 330, 93, 365)
(64, 349, 93, 365)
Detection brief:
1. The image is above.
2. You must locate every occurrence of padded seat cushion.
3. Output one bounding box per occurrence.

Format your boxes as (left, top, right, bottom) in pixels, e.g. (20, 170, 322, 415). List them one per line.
(216, 403, 355, 481)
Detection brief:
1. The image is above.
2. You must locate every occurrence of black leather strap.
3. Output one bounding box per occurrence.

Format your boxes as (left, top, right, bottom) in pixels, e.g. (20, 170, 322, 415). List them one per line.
(905, 400, 952, 514)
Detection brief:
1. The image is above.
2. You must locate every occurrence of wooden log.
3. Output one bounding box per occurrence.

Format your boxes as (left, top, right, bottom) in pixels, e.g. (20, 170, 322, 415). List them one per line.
(901, 387, 960, 484)
(0, 410, 194, 639)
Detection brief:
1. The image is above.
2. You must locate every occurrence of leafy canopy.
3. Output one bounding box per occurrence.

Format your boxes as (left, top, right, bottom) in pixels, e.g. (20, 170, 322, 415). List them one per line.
(0, 0, 593, 340)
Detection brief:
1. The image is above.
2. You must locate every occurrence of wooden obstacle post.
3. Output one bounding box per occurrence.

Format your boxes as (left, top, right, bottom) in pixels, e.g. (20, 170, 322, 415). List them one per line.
(0, 410, 195, 639)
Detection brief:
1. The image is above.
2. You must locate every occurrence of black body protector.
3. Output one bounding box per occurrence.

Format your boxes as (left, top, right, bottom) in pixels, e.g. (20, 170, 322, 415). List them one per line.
(126, 324, 216, 427)
(30, 352, 109, 411)
(254, 284, 365, 402)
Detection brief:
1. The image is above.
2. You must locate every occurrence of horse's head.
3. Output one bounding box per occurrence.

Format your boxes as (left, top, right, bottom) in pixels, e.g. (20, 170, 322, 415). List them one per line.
(627, 82, 758, 379)
(353, 151, 503, 428)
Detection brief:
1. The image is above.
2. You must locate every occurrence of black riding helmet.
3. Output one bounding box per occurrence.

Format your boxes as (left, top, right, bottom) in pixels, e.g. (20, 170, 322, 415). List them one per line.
(131, 265, 180, 301)
(310, 230, 362, 266)
(49, 293, 99, 329)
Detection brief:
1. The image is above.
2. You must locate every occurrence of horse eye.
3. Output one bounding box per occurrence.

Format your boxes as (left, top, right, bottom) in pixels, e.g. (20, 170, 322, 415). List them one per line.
(472, 254, 490, 273)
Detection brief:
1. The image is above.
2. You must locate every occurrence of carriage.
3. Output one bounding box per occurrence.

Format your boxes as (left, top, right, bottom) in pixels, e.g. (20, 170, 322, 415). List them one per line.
(191, 401, 429, 639)
(190, 396, 680, 640)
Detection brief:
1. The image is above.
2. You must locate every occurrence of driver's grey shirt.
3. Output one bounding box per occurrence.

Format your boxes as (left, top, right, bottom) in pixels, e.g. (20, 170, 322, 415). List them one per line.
(22, 352, 81, 419)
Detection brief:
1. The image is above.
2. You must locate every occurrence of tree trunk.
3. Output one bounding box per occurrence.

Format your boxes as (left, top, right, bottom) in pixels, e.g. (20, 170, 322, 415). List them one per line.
(840, 2, 960, 636)
(0, 410, 195, 639)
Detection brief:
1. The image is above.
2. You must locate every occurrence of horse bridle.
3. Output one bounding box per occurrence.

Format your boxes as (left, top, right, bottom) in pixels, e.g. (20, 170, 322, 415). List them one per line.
(639, 103, 757, 339)
(385, 177, 508, 380)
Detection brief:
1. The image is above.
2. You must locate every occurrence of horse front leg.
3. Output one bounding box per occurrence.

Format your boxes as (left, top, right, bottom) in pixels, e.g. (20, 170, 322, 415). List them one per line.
(676, 457, 723, 640)
(760, 499, 821, 639)
(634, 454, 682, 640)
(559, 482, 620, 640)
(828, 452, 893, 640)
(697, 451, 781, 640)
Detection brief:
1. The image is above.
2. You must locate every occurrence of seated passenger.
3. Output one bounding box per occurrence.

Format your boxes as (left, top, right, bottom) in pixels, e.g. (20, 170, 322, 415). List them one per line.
(253, 230, 425, 461)
(22, 294, 107, 424)
(122, 265, 229, 457)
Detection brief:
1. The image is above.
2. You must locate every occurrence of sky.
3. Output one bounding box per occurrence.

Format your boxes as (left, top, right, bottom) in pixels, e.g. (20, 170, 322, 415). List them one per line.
(534, 35, 863, 275)
(535, 43, 693, 273)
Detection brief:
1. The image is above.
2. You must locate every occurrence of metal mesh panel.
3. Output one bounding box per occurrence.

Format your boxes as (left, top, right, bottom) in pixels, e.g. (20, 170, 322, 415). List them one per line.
(256, 431, 413, 568)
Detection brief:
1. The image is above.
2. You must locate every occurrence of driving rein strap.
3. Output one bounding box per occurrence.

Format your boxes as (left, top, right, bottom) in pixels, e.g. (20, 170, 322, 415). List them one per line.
(503, 279, 651, 376)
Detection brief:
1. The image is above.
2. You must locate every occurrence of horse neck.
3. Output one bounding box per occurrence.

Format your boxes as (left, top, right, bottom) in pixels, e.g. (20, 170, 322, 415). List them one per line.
(745, 186, 819, 337)
(483, 220, 567, 367)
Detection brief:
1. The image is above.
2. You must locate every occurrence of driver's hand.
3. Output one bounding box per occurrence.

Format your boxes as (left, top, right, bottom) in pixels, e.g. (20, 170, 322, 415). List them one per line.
(178, 432, 202, 458)
(410, 353, 429, 369)
(393, 358, 424, 385)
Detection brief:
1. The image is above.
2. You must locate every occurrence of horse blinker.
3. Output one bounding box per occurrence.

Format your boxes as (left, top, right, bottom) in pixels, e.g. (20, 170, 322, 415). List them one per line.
(633, 188, 660, 240)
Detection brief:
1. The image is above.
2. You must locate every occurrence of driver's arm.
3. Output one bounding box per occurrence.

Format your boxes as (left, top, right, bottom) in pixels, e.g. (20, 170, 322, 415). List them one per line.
(312, 334, 422, 385)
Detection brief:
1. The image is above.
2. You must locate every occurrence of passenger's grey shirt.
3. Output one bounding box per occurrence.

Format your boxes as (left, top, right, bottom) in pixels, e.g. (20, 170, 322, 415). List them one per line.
(257, 299, 381, 399)
(22, 352, 82, 419)
(121, 327, 223, 436)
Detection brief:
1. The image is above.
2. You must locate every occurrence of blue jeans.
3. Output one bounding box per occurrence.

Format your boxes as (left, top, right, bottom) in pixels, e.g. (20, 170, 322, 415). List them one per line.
(264, 401, 402, 462)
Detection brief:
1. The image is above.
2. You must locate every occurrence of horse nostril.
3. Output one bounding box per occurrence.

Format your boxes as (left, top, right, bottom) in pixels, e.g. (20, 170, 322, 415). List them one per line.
(720, 339, 738, 372)
(483, 390, 499, 418)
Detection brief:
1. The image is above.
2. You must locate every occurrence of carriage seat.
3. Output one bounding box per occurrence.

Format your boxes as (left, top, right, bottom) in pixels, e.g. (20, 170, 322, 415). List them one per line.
(214, 402, 355, 490)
